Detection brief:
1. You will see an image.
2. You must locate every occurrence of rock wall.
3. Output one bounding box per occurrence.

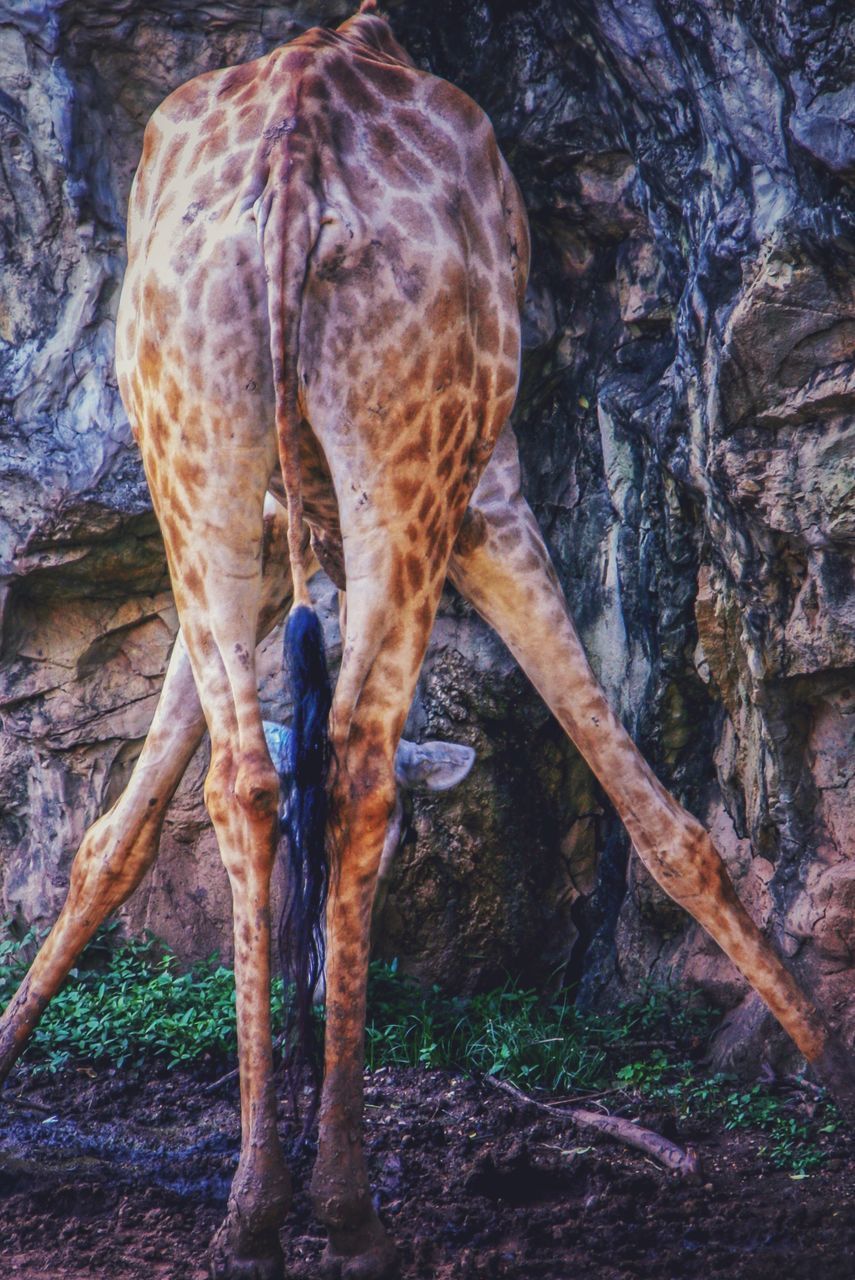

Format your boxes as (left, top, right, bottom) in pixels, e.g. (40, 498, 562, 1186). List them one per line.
(1, 0, 853, 1070)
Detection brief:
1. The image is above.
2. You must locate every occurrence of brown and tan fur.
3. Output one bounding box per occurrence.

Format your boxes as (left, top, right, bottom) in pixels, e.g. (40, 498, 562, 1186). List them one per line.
(1, 7, 851, 1279)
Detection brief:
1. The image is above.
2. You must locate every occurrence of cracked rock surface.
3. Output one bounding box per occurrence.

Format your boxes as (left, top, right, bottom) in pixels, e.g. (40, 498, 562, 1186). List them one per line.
(1, 0, 853, 1069)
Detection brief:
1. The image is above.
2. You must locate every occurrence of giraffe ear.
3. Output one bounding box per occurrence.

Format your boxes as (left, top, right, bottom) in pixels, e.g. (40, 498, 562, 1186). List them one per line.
(263, 720, 293, 778)
(394, 739, 476, 792)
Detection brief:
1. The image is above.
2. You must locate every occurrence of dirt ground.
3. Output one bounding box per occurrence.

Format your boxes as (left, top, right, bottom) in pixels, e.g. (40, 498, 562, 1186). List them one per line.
(0, 1060, 852, 1279)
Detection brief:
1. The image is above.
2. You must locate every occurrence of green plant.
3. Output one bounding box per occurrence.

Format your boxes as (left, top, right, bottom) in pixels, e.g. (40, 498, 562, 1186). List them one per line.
(0, 923, 40, 1000)
(0, 928, 840, 1174)
(1, 925, 244, 1070)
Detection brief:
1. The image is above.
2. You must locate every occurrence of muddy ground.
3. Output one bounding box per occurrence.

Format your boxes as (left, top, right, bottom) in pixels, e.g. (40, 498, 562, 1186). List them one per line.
(0, 1061, 852, 1279)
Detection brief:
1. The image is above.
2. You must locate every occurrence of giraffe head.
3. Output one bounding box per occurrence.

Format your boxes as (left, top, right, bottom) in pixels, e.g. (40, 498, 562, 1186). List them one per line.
(264, 721, 476, 811)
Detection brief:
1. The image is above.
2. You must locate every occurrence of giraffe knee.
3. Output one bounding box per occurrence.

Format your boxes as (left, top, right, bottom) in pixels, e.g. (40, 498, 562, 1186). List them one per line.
(234, 753, 280, 820)
(205, 748, 280, 826)
(66, 816, 155, 915)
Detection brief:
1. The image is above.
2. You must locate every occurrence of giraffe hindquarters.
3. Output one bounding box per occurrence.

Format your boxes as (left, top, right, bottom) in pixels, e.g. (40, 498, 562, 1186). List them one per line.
(449, 425, 852, 1109)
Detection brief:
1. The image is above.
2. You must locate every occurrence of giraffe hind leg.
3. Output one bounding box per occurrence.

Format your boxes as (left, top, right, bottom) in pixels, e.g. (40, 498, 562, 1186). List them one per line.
(173, 589, 291, 1276)
(0, 498, 299, 1092)
(310, 558, 442, 1280)
(145, 455, 296, 1275)
(303, 386, 489, 1276)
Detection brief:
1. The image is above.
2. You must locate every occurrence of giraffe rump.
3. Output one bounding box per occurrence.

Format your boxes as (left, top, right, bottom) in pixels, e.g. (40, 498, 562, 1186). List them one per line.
(278, 603, 333, 1118)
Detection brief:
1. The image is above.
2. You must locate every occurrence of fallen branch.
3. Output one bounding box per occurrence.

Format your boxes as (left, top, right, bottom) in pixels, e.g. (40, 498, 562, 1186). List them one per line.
(568, 1106, 701, 1177)
(202, 1064, 240, 1094)
(486, 1075, 701, 1179)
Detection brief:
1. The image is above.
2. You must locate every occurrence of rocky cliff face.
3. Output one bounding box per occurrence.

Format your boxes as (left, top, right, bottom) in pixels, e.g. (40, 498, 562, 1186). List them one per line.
(1, 0, 853, 1071)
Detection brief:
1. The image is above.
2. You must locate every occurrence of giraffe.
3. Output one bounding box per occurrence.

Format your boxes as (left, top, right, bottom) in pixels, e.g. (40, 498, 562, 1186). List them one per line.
(0, 4, 852, 1279)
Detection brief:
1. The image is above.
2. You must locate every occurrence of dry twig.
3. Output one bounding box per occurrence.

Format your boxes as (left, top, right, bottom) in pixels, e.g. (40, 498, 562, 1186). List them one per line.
(486, 1075, 702, 1179)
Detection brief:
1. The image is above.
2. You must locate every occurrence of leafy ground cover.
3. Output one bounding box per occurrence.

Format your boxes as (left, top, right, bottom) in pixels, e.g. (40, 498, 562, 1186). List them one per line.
(0, 926, 842, 1175)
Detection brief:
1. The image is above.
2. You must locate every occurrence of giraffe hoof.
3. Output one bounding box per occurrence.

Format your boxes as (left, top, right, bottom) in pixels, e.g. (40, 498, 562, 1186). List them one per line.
(319, 1219, 399, 1280)
(208, 1223, 285, 1280)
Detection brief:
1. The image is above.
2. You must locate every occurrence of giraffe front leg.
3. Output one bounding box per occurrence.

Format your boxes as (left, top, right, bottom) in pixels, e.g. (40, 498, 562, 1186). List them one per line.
(0, 629, 207, 1084)
(449, 426, 854, 1119)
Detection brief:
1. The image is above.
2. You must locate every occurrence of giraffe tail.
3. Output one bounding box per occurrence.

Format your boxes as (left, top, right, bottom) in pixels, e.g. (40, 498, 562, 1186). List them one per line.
(259, 147, 331, 1119)
(279, 605, 332, 1121)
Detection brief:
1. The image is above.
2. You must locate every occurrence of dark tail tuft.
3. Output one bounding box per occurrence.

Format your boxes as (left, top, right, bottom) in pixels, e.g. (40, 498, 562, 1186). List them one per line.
(278, 603, 332, 1125)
